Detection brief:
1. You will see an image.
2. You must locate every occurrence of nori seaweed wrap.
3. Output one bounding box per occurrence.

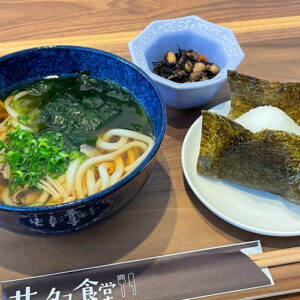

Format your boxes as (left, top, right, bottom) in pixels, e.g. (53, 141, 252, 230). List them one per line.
(227, 70, 300, 124)
(197, 112, 300, 204)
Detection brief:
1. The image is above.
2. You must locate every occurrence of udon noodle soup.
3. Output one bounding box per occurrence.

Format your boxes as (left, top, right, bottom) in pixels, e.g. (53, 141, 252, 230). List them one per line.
(0, 72, 154, 206)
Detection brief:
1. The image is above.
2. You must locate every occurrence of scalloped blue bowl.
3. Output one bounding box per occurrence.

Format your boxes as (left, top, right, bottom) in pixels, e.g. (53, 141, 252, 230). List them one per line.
(129, 15, 245, 109)
(0, 46, 166, 234)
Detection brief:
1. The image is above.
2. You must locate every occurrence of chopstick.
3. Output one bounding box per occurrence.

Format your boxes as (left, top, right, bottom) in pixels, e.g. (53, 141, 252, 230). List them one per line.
(241, 289, 300, 300)
(248, 246, 300, 268)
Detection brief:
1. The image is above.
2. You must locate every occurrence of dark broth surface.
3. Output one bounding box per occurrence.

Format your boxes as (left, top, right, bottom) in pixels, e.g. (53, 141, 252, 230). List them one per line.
(9, 72, 153, 147)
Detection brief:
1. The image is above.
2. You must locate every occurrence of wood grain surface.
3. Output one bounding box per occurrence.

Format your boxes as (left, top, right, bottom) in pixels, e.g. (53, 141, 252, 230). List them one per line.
(1, 1, 300, 299)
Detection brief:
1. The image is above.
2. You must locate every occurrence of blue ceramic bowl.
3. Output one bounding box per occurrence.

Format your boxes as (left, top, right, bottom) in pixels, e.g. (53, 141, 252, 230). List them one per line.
(0, 46, 166, 234)
(129, 15, 245, 109)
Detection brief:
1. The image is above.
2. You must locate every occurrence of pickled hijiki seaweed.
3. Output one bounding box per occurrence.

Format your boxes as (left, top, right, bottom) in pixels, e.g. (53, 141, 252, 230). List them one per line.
(152, 48, 219, 83)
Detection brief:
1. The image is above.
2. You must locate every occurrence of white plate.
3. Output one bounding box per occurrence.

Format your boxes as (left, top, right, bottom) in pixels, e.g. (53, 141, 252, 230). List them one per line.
(182, 101, 300, 236)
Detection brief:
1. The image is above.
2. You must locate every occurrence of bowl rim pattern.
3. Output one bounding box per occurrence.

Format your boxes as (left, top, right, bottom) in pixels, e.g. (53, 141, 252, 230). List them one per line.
(128, 15, 245, 90)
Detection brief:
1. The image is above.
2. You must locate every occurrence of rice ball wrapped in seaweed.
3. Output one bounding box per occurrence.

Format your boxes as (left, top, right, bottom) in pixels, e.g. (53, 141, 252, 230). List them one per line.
(197, 111, 300, 204)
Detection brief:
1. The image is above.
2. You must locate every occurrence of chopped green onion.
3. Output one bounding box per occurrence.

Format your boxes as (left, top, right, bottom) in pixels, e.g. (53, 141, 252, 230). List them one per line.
(2, 127, 83, 192)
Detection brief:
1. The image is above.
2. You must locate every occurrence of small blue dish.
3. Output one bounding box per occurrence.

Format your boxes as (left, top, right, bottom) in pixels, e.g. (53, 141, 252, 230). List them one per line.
(129, 15, 245, 109)
(0, 45, 166, 234)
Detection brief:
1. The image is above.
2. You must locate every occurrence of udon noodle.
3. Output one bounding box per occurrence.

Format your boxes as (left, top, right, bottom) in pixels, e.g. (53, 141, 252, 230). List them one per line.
(0, 73, 154, 206)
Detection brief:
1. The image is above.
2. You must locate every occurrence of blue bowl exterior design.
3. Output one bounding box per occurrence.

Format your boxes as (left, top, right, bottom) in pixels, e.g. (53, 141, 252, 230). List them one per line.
(0, 46, 166, 234)
(129, 15, 245, 109)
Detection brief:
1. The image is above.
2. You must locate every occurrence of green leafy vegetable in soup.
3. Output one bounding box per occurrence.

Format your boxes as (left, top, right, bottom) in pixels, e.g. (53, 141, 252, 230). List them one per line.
(0, 72, 155, 206)
(10, 72, 152, 146)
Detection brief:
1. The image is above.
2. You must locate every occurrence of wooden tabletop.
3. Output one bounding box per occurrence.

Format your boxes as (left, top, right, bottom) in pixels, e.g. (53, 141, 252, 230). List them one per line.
(1, 1, 300, 299)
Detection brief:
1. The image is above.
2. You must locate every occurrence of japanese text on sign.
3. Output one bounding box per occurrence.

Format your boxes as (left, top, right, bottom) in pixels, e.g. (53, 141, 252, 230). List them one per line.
(9, 274, 137, 300)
